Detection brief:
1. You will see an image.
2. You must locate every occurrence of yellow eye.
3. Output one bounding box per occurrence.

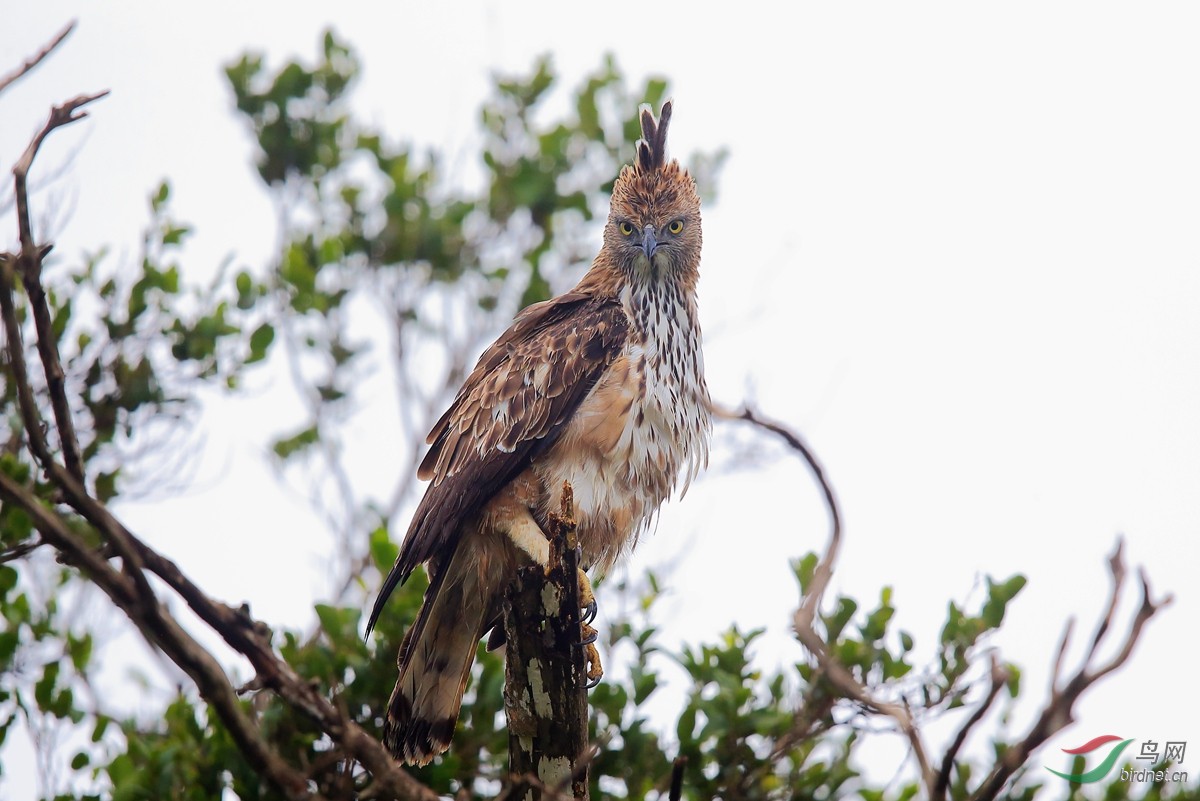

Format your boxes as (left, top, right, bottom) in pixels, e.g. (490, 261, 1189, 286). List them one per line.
(618, 221, 635, 236)
(668, 219, 685, 234)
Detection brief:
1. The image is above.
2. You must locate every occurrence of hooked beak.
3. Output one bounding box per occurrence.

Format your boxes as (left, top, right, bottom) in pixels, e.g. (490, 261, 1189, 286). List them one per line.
(641, 226, 657, 261)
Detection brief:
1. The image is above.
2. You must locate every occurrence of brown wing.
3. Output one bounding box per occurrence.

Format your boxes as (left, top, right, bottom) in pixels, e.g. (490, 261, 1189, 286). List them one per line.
(366, 292, 628, 634)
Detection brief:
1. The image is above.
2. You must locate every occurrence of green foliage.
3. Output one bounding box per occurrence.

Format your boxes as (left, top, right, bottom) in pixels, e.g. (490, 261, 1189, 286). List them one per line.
(222, 33, 724, 481)
(0, 178, 267, 506)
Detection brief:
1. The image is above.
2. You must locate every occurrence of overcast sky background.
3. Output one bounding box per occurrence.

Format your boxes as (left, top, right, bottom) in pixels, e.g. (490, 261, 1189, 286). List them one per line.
(4, 2, 1199, 797)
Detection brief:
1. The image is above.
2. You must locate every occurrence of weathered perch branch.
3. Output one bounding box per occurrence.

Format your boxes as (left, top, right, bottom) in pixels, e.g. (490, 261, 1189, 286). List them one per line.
(501, 484, 592, 801)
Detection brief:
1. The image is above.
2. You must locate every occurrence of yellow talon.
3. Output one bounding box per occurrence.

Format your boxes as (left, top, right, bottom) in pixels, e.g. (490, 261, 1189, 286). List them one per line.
(577, 568, 595, 611)
(581, 622, 604, 683)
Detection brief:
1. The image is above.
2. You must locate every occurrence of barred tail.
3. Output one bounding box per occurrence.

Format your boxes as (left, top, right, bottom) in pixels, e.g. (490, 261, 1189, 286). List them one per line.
(383, 548, 495, 766)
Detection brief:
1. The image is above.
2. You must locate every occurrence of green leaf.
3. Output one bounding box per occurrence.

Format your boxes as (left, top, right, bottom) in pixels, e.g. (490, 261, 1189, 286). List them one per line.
(162, 224, 191, 246)
(314, 603, 361, 646)
(246, 322, 275, 364)
(1005, 663, 1022, 698)
(151, 181, 170, 211)
(271, 425, 320, 460)
(95, 470, 119, 503)
(68, 632, 94, 673)
(34, 660, 61, 712)
(860, 589, 895, 641)
(981, 574, 1026, 628)
(92, 715, 110, 743)
(0, 566, 17, 596)
(792, 552, 819, 594)
(368, 525, 398, 573)
(823, 596, 858, 642)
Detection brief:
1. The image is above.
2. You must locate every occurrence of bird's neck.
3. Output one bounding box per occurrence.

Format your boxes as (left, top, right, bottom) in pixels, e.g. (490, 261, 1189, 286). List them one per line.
(575, 249, 700, 308)
(619, 278, 699, 346)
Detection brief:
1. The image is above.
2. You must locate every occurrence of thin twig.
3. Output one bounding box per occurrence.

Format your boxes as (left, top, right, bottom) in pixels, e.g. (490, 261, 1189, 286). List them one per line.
(969, 541, 1171, 800)
(0, 538, 45, 563)
(1049, 618, 1074, 692)
(0, 21, 76, 97)
(1084, 540, 1125, 663)
(12, 91, 109, 484)
(933, 653, 1008, 800)
(0, 254, 52, 466)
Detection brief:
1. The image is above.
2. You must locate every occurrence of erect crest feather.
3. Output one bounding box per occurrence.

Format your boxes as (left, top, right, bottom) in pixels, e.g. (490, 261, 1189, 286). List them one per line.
(608, 99, 699, 232)
(635, 100, 673, 173)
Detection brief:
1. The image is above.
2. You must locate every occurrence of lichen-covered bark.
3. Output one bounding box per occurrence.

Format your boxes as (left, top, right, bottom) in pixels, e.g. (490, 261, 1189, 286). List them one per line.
(502, 493, 590, 801)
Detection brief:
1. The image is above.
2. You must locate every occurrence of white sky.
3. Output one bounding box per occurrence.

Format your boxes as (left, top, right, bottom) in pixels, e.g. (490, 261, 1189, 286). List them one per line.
(4, 2, 1199, 797)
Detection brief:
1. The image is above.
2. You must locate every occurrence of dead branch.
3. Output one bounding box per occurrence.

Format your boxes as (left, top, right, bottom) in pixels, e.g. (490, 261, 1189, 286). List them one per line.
(0, 471, 319, 800)
(0, 21, 75, 97)
(933, 653, 1008, 801)
(969, 540, 1171, 801)
(10, 90, 108, 484)
(0, 91, 440, 801)
(713, 402, 842, 609)
(720, 403, 1169, 800)
(1, 219, 437, 801)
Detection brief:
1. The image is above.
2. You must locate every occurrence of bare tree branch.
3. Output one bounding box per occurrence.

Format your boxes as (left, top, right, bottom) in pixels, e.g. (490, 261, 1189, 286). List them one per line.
(712, 402, 841, 605)
(10, 90, 109, 484)
(3, 232, 159, 611)
(933, 653, 1008, 801)
(720, 402, 1170, 800)
(2, 226, 438, 801)
(1049, 616, 1075, 690)
(2, 241, 441, 801)
(969, 540, 1171, 801)
(0, 104, 320, 796)
(1, 91, 441, 801)
(0, 20, 75, 97)
(0, 471, 322, 801)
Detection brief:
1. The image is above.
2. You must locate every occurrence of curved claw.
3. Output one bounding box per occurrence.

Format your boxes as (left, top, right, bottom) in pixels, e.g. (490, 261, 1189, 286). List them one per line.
(575, 567, 597, 625)
(578, 621, 604, 685)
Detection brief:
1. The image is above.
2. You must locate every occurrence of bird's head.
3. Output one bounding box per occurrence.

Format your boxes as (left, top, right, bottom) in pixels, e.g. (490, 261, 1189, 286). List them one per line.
(604, 100, 702, 286)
